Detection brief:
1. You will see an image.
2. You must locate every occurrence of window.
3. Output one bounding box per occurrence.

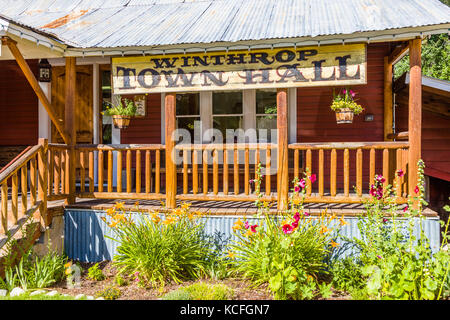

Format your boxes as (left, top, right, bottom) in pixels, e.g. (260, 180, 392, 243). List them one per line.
(162, 89, 296, 144)
(212, 91, 243, 142)
(176, 93, 200, 143)
(101, 69, 112, 144)
(256, 89, 277, 142)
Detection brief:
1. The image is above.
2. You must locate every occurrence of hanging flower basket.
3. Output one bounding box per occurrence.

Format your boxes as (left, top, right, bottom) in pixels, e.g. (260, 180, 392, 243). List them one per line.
(330, 88, 364, 124)
(335, 108, 354, 124)
(102, 95, 137, 130)
(112, 115, 131, 129)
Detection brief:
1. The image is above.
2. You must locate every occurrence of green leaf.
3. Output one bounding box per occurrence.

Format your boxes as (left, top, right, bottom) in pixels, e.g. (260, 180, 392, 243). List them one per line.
(420, 287, 435, 300)
(424, 278, 437, 291)
(269, 273, 282, 292)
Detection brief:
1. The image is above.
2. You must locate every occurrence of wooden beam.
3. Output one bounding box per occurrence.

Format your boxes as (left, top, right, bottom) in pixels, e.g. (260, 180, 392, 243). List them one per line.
(408, 38, 422, 199)
(387, 131, 409, 140)
(165, 93, 177, 209)
(65, 57, 77, 204)
(388, 42, 409, 65)
(384, 56, 394, 141)
(1, 36, 69, 144)
(277, 88, 289, 211)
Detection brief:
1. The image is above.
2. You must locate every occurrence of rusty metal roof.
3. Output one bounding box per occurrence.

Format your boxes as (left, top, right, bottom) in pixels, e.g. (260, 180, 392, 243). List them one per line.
(0, 0, 449, 49)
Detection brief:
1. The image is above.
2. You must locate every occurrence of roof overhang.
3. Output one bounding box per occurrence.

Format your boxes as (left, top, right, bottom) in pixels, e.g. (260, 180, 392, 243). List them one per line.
(0, 17, 66, 60)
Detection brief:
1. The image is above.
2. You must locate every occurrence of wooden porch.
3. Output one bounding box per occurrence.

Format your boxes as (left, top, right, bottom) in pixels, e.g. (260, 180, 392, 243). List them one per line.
(0, 37, 426, 252)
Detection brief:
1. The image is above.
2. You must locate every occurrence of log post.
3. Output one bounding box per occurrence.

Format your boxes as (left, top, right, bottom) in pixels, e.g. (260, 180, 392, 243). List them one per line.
(165, 93, 177, 209)
(277, 88, 289, 211)
(65, 57, 77, 204)
(37, 138, 49, 227)
(408, 38, 422, 202)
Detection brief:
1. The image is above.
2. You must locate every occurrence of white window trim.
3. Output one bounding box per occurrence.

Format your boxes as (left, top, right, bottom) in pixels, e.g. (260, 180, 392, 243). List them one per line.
(160, 89, 297, 144)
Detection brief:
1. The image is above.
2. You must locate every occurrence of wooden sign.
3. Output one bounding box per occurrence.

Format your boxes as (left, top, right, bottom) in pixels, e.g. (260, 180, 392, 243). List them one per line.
(112, 44, 366, 94)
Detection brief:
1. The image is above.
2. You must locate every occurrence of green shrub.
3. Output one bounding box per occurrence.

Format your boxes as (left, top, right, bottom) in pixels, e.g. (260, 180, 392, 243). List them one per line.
(114, 274, 128, 286)
(95, 286, 122, 300)
(332, 160, 450, 300)
(162, 282, 234, 300)
(87, 263, 105, 281)
(104, 202, 213, 288)
(227, 170, 343, 300)
(0, 248, 67, 291)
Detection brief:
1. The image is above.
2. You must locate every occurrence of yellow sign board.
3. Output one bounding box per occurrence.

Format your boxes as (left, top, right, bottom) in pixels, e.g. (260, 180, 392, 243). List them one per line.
(112, 43, 366, 94)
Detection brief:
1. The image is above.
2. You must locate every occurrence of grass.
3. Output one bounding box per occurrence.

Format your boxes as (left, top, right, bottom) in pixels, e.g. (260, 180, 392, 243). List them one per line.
(0, 292, 86, 300)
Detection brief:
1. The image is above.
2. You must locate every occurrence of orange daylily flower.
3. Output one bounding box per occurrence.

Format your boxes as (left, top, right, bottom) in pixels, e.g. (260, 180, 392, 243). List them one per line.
(330, 240, 340, 248)
(115, 202, 125, 210)
(339, 215, 348, 226)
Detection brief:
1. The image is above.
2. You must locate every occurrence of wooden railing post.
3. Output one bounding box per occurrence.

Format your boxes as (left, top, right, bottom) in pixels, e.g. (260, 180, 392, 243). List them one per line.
(277, 88, 289, 210)
(37, 138, 49, 227)
(165, 93, 177, 209)
(408, 38, 422, 204)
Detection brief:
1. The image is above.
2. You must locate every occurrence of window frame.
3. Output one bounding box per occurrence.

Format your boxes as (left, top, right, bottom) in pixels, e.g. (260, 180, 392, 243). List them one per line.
(161, 88, 297, 144)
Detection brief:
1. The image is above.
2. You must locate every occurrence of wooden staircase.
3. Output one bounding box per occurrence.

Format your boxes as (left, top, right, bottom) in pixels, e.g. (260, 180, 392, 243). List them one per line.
(0, 139, 49, 277)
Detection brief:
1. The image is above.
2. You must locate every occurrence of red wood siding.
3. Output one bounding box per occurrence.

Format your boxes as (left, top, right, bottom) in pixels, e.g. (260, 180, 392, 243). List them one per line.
(0, 59, 39, 145)
(296, 43, 390, 191)
(395, 95, 450, 180)
(121, 93, 161, 144)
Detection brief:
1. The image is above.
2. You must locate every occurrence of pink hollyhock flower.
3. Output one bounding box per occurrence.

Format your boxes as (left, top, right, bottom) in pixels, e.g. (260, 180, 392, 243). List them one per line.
(250, 224, 258, 233)
(282, 224, 294, 234)
(244, 221, 249, 229)
(293, 212, 301, 222)
(375, 175, 386, 184)
(397, 169, 404, 177)
(350, 90, 356, 98)
(304, 212, 310, 217)
(292, 220, 298, 228)
(377, 255, 382, 259)
(299, 179, 306, 188)
(414, 186, 420, 194)
(249, 179, 254, 184)
(309, 174, 317, 184)
(294, 186, 300, 192)
(369, 185, 376, 197)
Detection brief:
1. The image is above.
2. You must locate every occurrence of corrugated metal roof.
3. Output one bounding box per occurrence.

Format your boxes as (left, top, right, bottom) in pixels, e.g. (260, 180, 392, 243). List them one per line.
(0, 0, 449, 48)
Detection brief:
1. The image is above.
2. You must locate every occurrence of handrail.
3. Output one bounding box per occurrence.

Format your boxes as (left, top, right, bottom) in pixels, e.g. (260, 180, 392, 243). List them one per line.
(0, 144, 42, 183)
(0, 146, 31, 175)
(175, 143, 277, 150)
(74, 144, 165, 150)
(288, 141, 409, 150)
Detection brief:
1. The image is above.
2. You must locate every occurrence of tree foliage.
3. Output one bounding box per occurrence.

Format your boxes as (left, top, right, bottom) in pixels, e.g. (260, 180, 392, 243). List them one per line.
(394, 0, 450, 80)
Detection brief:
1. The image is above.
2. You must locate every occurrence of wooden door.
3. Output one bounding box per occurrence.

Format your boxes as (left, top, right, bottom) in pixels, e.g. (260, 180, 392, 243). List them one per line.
(51, 65, 93, 144)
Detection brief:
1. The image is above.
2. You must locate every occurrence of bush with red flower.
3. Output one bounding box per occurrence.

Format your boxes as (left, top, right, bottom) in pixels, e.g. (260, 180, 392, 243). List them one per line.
(227, 170, 343, 299)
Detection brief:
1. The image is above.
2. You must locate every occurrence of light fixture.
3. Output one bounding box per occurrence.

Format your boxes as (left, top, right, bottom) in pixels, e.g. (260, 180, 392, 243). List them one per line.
(38, 58, 51, 82)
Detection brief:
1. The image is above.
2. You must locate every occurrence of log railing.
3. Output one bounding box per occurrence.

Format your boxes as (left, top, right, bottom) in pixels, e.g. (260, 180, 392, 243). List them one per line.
(0, 139, 49, 249)
(47, 144, 71, 201)
(289, 142, 410, 203)
(1, 140, 411, 233)
(73, 144, 165, 201)
(174, 143, 277, 202)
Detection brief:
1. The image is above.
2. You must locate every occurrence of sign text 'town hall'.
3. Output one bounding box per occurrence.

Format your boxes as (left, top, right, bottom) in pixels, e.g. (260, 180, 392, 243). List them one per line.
(112, 43, 367, 94)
